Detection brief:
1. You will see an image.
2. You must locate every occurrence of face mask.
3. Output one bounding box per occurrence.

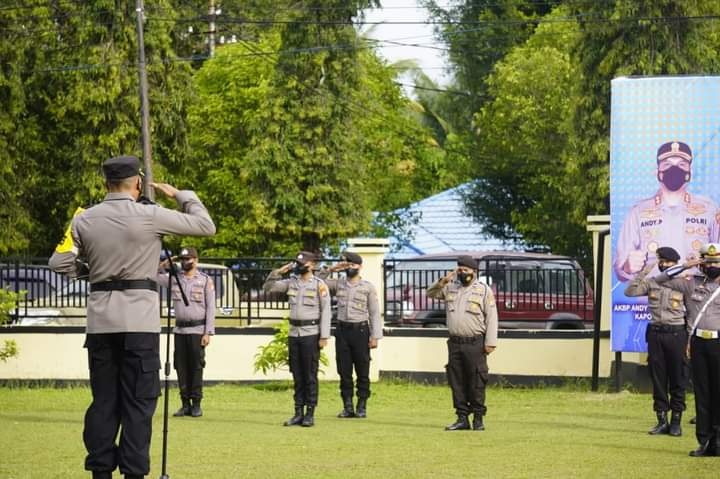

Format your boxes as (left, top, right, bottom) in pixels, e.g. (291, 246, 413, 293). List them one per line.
(181, 260, 194, 271)
(703, 265, 720, 280)
(346, 268, 359, 278)
(456, 272, 474, 286)
(657, 263, 670, 273)
(659, 165, 690, 192)
(293, 264, 309, 275)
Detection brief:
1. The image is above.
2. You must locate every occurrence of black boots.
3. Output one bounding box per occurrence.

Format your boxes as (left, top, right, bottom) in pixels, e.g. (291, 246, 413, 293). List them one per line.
(338, 398, 355, 418)
(301, 406, 315, 427)
(445, 415, 471, 431)
(356, 398, 367, 418)
(284, 406, 304, 426)
(668, 411, 682, 437)
(689, 441, 715, 457)
(173, 398, 191, 417)
(472, 414, 485, 431)
(191, 398, 203, 417)
(648, 411, 669, 435)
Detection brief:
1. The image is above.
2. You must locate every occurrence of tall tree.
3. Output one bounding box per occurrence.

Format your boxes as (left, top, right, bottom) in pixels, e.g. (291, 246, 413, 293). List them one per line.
(0, 1, 194, 256)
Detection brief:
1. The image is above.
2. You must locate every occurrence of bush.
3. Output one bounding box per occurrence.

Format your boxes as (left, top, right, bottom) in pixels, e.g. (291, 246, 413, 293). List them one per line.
(0, 288, 21, 362)
(253, 321, 329, 375)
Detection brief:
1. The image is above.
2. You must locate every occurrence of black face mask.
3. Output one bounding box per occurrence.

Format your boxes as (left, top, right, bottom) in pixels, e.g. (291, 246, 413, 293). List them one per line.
(180, 260, 194, 271)
(293, 264, 309, 275)
(345, 268, 359, 278)
(704, 266, 720, 280)
(659, 165, 690, 192)
(657, 263, 670, 273)
(456, 272, 474, 286)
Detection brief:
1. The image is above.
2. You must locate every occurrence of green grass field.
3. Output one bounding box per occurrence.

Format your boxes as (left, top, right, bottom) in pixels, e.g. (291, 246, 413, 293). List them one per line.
(0, 381, 717, 478)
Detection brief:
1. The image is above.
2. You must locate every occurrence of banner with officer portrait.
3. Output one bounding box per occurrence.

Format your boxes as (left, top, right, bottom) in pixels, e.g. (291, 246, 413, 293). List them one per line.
(610, 76, 720, 352)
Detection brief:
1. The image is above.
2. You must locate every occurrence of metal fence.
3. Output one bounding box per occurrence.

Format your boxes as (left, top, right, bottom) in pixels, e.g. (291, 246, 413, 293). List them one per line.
(383, 257, 594, 330)
(2, 256, 593, 330)
(0, 257, 314, 325)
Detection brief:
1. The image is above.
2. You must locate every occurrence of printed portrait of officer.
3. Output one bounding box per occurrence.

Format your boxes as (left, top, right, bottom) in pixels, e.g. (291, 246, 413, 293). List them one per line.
(614, 141, 720, 282)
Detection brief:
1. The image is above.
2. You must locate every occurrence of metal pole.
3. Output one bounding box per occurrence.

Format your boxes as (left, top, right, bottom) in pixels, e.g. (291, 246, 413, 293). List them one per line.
(135, 0, 154, 200)
(208, 0, 216, 58)
(591, 229, 610, 392)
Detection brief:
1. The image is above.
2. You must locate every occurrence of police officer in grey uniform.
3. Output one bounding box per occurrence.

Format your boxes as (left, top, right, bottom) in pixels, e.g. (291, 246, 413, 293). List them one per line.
(319, 251, 382, 419)
(49, 156, 215, 479)
(614, 141, 720, 282)
(263, 251, 331, 427)
(655, 243, 720, 456)
(157, 247, 215, 418)
(427, 255, 498, 431)
(624, 246, 688, 436)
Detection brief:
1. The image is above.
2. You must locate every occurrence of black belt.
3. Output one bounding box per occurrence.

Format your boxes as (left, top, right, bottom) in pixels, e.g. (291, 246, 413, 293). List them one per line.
(289, 319, 319, 326)
(648, 324, 685, 333)
(175, 319, 206, 328)
(449, 335, 484, 344)
(90, 279, 158, 293)
(338, 321, 368, 329)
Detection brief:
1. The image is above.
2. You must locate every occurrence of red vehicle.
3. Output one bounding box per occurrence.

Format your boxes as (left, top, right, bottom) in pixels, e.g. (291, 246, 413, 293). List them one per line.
(384, 251, 594, 330)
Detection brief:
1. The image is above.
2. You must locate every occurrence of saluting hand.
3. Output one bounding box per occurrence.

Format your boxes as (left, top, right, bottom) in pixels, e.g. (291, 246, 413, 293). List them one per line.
(441, 271, 456, 284)
(280, 262, 294, 274)
(151, 182, 179, 199)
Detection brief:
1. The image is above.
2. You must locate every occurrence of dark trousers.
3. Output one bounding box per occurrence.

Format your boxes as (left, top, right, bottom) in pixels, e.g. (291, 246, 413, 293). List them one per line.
(446, 336, 489, 417)
(83, 333, 160, 477)
(690, 336, 720, 445)
(335, 322, 371, 400)
(646, 325, 687, 412)
(174, 333, 206, 400)
(288, 334, 320, 407)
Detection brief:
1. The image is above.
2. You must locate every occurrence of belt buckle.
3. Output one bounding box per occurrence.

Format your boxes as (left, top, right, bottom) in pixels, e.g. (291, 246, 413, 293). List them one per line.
(700, 330, 714, 339)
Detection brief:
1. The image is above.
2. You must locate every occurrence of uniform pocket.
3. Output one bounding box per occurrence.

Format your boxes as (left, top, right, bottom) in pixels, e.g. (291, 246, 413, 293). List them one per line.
(466, 297, 483, 315)
(191, 285, 204, 302)
(136, 356, 161, 399)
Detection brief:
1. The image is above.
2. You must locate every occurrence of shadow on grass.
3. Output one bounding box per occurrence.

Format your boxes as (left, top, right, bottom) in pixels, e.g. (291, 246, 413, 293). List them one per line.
(251, 381, 293, 392)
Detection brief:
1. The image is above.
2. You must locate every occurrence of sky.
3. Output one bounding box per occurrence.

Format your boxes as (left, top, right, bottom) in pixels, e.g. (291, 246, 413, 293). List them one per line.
(362, 0, 451, 88)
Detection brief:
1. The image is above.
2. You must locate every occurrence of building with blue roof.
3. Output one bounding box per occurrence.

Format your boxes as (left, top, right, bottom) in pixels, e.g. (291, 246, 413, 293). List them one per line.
(387, 183, 520, 258)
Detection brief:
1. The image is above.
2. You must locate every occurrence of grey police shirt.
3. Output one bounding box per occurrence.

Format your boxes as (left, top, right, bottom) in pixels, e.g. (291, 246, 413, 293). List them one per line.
(49, 191, 215, 334)
(427, 278, 499, 346)
(319, 273, 382, 340)
(655, 273, 720, 332)
(157, 270, 216, 335)
(624, 265, 686, 326)
(263, 269, 331, 338)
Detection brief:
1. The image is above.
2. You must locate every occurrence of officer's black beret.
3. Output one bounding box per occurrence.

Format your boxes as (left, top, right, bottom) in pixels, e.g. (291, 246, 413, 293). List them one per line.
(655, 246, 680, 262)
(657, 141, 692, 164)
(178, 247, 198, 259)
(103, 155, 142, 179)
(296, 251, 317, 263)
(457, 255, 477, 269)
(340, 251, 363, 265)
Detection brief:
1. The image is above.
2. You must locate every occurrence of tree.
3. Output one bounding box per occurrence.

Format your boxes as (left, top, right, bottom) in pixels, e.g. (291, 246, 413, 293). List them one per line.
(186, 4, 454, 256)
(0, 1, 194, 256)
(568, 0, 720, 234)
(463, 7, 588, 259)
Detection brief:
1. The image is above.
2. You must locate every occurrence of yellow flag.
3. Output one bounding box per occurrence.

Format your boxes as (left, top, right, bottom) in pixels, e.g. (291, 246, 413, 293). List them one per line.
(54, 207, 86, 254)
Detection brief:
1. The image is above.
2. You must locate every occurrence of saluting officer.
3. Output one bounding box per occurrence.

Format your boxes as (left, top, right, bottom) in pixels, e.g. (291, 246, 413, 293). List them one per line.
(263, 251, 331, 427)
(157, 247, 215, 418)
(319, 251, 382, 419)
(655, 243, 720, 456)
(624, 246, 688, 436)
(427, 255, 498, 431)
(49, 155, 215, 479)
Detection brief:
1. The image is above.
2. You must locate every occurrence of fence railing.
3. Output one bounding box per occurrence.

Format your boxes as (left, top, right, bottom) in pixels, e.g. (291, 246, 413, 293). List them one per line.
(383, 257, 594, 330)
(2, 257, 593, 330)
